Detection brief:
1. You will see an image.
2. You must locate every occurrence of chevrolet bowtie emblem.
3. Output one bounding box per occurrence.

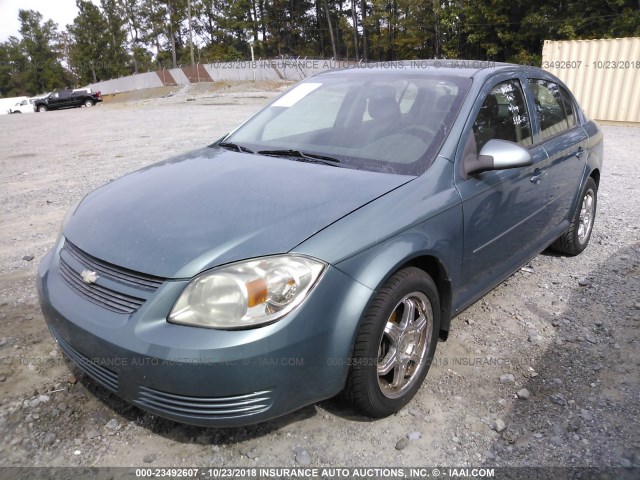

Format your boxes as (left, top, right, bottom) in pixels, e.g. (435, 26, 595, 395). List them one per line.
(80, 270, 99, 284)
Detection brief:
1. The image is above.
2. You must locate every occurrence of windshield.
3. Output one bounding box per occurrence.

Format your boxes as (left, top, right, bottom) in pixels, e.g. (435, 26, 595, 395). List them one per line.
(221, 72, 471, 175)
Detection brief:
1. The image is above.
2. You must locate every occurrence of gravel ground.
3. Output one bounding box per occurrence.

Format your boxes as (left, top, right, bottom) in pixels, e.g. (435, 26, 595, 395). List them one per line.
(0, 84, 638, 471)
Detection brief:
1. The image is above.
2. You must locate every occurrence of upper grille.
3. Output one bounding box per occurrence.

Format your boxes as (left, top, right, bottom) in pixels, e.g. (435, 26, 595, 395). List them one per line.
(52, 329, 119, 393)
(135, 386, 273, 419)
(59, 240, 165, 314)
(59, 260, 145, 314)
(64, 241, 164, 291)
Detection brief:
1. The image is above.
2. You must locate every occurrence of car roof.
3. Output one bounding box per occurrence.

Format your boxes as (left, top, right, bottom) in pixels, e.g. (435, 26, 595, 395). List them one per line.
(316, 60, 550, 81)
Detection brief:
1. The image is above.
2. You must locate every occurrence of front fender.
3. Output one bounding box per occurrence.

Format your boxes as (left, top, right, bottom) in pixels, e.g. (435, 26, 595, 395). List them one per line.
(333, 214, 461, 292)
(332, 207, 462, 333)
(293, 156, 464, 336)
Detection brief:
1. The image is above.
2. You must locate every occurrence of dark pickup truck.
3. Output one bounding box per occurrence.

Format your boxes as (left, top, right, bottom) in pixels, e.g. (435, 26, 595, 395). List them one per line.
(34, 89, 103, 112)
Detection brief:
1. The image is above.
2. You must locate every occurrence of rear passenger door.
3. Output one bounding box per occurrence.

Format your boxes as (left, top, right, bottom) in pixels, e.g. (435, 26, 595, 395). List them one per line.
(54, 90, 74, 108)
(527, 79, 588, 230)
(59, 90, 76, 108)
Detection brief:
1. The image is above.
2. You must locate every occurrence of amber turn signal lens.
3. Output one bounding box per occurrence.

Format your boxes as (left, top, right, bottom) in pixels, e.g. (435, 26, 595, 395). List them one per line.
(246, 278, 268, 307)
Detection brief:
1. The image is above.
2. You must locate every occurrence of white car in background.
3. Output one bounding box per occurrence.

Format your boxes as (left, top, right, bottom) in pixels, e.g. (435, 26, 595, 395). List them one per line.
(8, 98, 37, 114)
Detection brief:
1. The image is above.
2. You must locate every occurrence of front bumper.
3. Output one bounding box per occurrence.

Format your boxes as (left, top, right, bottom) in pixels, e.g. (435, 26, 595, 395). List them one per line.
(37, 240, 373, 427)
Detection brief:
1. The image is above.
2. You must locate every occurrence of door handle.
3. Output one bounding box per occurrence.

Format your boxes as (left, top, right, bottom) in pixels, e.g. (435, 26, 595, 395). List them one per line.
(530, 170, 548, 184)
(575, 147, 585, 158)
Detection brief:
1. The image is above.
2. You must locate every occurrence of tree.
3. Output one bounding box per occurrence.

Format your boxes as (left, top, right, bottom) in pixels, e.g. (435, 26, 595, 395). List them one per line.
(166, 0, 179, 67)
(0, 37, 29, 96)
(119, 0, 155, 72)
(68, 1, 110, 83)
(18, 10, 70, 93)
(361, 0, 368, 60)
(323, 0, 338, 58)
(101, 0, 130, 76)
(350, 0, 359, 60)
(5, 0, 640, 95)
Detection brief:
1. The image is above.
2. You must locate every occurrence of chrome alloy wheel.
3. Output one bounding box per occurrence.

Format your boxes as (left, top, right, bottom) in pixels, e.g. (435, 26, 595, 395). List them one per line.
(377, 292, 433, 399)
(578, 190, 595, 244)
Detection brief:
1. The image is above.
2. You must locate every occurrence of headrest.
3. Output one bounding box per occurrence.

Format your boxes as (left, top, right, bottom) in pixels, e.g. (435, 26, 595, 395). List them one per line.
(367, 85, 401, 120)
(477, 94, 499, 121)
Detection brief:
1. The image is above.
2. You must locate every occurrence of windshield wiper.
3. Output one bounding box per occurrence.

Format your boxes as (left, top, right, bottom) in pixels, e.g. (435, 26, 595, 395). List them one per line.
(257, 149, 342, 167)
(218, 141, 254, 154)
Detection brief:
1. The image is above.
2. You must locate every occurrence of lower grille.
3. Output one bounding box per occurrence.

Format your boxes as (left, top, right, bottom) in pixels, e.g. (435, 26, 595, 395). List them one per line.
(53, 331, 119, 393)
(135, 387, 273, 418)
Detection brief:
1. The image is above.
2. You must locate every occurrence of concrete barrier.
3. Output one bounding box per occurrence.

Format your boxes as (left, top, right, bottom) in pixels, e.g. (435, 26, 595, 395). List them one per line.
(87, 71, 164, 95)
(84, 59, 347, 95)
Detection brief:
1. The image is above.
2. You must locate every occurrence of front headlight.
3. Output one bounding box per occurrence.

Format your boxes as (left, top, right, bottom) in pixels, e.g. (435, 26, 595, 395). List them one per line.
(168, 255, 326, 329)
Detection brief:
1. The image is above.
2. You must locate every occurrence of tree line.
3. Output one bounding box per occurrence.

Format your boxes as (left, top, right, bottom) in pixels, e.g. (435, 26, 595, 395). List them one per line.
(1, 0, 638, 96)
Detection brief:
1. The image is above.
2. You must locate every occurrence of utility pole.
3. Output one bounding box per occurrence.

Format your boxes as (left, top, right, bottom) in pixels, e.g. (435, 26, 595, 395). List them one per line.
(323, 0, 338, 59)
(188, 0, 195, 65)
(167, 0, 177, 68)
(351, 0, 359, 61)
(360, 0, 368, 61)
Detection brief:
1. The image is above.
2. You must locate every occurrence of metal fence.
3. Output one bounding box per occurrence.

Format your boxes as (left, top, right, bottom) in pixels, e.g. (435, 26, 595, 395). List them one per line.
(542, 37, 640, 123)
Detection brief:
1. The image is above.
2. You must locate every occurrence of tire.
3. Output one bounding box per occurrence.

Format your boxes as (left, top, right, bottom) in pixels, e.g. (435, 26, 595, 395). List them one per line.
(38, 105, 47, 112)
(84, 99, 94, 107)
(343, 267, 440, 417)
(551, 177, 597, 256)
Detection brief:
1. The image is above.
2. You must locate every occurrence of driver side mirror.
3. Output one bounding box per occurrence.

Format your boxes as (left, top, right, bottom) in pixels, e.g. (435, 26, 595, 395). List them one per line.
(466, 139, 532, 176)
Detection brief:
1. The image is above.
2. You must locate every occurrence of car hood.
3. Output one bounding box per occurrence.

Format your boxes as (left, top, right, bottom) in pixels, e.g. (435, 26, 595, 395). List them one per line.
(64, 147, 412, 278)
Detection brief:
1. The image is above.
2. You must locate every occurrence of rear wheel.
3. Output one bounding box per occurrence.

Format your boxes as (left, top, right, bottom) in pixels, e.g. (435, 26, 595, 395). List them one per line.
(84, 99, 94, 107)
(551, 177, 597, 255)
(38, 105, 47, 112)
(343, 267, 440, 417)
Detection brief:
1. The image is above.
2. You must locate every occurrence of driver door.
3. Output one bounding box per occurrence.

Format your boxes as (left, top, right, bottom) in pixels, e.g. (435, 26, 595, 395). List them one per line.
(455, 76, 551, 307)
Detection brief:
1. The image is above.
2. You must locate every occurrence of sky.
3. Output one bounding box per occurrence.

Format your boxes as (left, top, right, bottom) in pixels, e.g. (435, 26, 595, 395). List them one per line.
(0, 0, 87, 42)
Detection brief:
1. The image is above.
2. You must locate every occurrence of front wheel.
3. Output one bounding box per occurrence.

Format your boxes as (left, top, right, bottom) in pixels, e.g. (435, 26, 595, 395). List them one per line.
(38, 105, 47, 112)
(343, 267, 440, 417)
(551, 177, 598, 255)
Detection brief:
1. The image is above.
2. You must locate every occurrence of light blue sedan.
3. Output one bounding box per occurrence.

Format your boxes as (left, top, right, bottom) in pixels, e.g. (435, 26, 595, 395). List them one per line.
(37, 61, 603, 426)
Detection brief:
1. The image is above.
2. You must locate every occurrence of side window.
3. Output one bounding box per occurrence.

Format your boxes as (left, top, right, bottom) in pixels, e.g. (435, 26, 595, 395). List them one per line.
(528, 79, 570, 139)
(472, 79, 532, 152)
(559, 87, 576, 128)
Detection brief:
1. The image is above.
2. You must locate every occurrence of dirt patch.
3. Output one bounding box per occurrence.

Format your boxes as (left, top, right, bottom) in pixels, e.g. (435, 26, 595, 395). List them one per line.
(101, 86, 178, 104)
(101, 80, 293, 106)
